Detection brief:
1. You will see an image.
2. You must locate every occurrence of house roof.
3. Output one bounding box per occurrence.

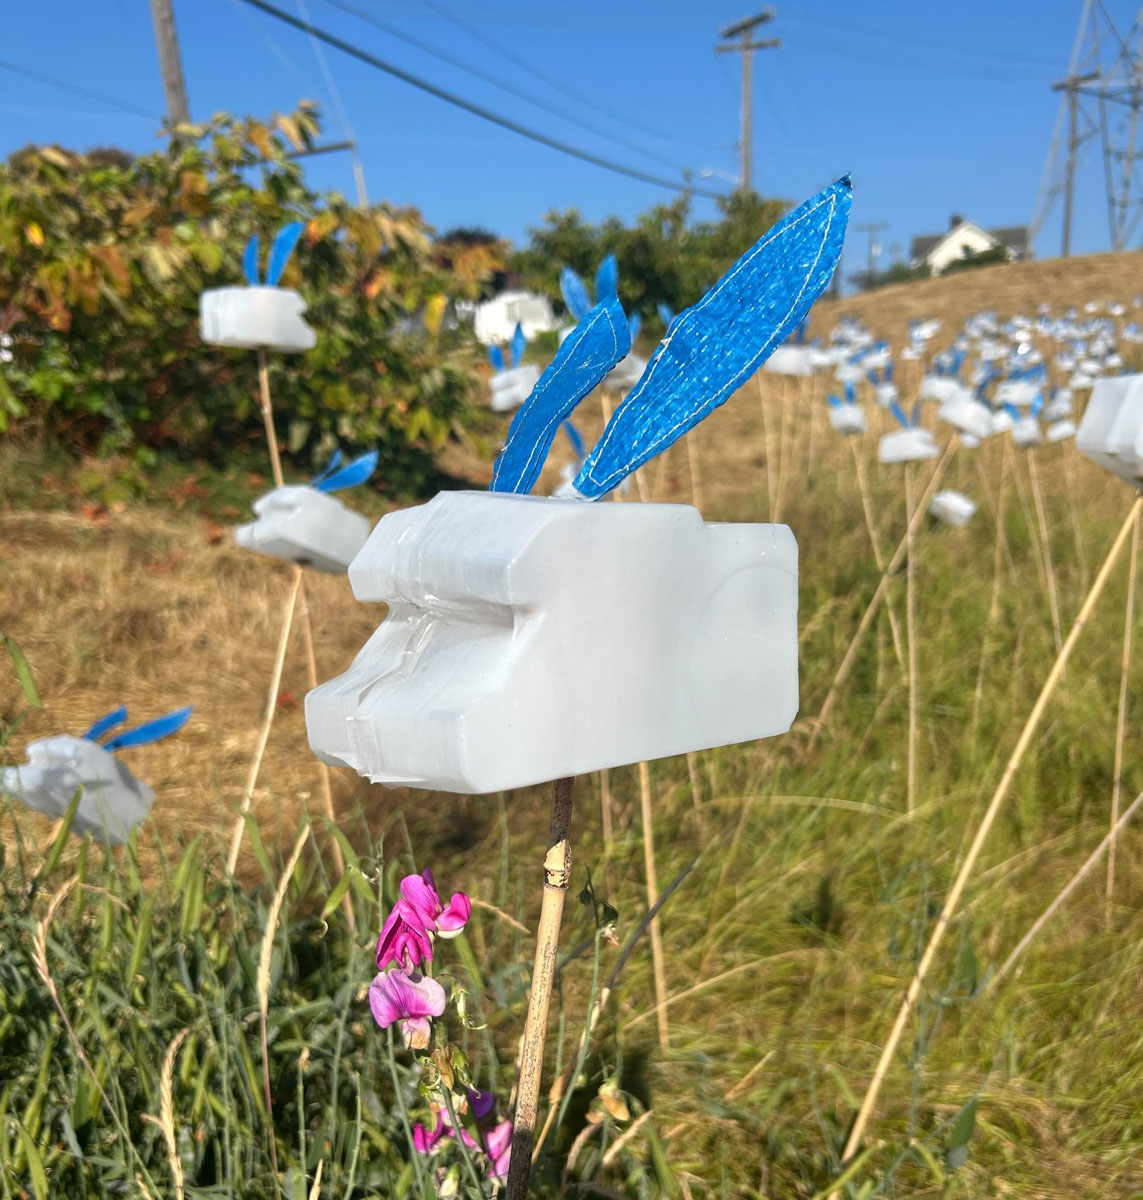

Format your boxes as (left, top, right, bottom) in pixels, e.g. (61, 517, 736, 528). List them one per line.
(910, 220, 1030, 264)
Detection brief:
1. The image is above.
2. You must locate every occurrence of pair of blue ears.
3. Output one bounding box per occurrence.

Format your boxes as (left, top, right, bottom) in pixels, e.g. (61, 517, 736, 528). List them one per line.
(489, 323, 527, 373)
(310, 449, 379, 493)
(933, 349, 965, 379)
(889, 400, 923, 430)
(828, 381, 859, 408)
(490, 176, 852, 498)
(1003, 391, 1045, 422)
(866, 362, 894, 386)
(243, 222, 305, 287)
(561, 258, 644, 343)
(83, 706, 192, 752)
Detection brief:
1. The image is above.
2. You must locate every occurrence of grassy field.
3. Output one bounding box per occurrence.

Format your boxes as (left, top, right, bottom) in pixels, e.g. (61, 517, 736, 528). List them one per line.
(5, 251, 1143, 1198)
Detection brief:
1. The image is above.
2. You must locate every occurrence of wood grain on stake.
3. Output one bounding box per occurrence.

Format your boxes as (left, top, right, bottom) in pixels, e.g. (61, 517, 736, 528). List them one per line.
(838, 495, 1143, 1166)
(1107, 514, 1139, 913)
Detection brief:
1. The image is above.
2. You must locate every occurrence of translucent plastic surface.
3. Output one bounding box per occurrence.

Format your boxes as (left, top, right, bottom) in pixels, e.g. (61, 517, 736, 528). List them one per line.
(200, 286, 316, 352)
(929, 489, 976, 526)
(489, 364, 542, 413)
(763, 346, 815, 376)
(603, 352, 649, 392)
(236, 485, 372, 574)
(1077, 374, 1143, 482)
(937, 395, 992, 440)
(829, 405, 866, 434)
(306, 492, 799, 793)
(879, 428, 939, 463)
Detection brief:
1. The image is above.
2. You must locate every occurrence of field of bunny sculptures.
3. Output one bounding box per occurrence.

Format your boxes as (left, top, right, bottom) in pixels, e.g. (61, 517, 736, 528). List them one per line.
(7, 199, 1143, 1199)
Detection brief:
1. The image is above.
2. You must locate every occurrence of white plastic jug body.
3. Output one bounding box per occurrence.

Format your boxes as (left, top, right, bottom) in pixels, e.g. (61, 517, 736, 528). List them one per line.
(489, 364, 542, 413)
(200, 287, 316, 352)
(236, 485, 373, 574)
(879, 428, 939, 463)
(929, 489, 976, 526)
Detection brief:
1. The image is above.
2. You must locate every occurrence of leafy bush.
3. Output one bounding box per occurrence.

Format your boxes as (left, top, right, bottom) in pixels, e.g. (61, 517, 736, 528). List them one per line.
(0, 106, 505, 493)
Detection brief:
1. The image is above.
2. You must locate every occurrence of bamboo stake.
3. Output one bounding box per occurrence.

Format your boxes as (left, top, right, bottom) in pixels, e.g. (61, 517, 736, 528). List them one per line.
(839, 495, 1143, 1165)
(970, 439, 1011, 736)
(505, 777, 575, 1200)
(685, 435, 705, 514)
(639, 760, 669, 1049)
(806, 438, 956, 756)
(227, 570, 301, 874)
(1107, 513, 1139, 915)
(773, 376, 792, 523)
(1061, 441, 1090, 589)
(905, 463, 917, 814)
(850, 438, 906, 670)
(756, 376, 778, 521)
(1027, 449, 1064, 655)
(988, 787, 1143, 991)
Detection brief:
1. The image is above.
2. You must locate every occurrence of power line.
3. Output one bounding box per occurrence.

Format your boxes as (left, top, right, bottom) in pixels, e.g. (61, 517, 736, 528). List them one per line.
(0, 59, 158, 121)
(322, 0, 689, 171)
(234, 0, 727, 199)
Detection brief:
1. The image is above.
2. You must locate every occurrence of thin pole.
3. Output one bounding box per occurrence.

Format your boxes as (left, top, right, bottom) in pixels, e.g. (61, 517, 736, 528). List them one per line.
(756, 376, 778, 521)
(971, 439, 1011, 735)
(840, 495, 1143, 1165)
(505, 777, 575, 1200)
(1027, 450, 1064, 655)
(1107, 513, 1139, 914)
(807, 439, 956, 756)
(905, 464, 918, 814)
(148, 0, 191, 127)
(639, 760, 669, 1049)
(851, 438, 906, 670)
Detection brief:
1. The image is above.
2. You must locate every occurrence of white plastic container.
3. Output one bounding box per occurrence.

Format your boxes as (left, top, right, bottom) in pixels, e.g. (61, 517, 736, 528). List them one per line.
(873, 382, 899, 408)
(879, 428, 939, 463)
(236, 485, 372, 574)
(305, 492, 799, 793)
(918, 376, 968, 405)
(938, 395, 992, 440)
(1047, 418, 1077, 442)
(990, 409, 1016, 435)
(829, 405, 866, 435)
(994, 379, 1039, 408)
(1043, 391, 1073, 421)
(764, 346, 815, 376)
(1011, 416, 1043, 447)
(604, 353, 649, 392)
(929, 489, 976, 526)
(200, 286, 316, 352)
(1077, 374, 1143, 482)
(489, 364, 542, 413)
(0, 736, 153, 844)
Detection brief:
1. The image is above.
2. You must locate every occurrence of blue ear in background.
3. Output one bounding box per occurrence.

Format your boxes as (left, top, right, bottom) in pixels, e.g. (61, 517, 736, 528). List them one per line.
(595, 254, 619, 303)
(488, 344, 505, 372)
(311, 449, 345, 488)
(1030, 390, 1044, 419)
(315, 450, 379, 493)
(794, 316, 808, 344)
(561, 419, 586, 460)
(910, 400, 921, 427)
(1003, 402, 1022, 421)
(511, 322, 527, 369)
(266, 222, 305, 287)
(573, 176, 852, 499)
(83, 706, 129, 743)
(844, 380, 856, 404)
(490, 295, 631, 496)
(657, 302, 675, 330)
(560, 267, 591, 324)
(243, 236, 261, 286)
(827, 393, 842, 409)
(889, 400, 910, 429)
(628, 312, 642, 343)
(103, 706, 193, 752)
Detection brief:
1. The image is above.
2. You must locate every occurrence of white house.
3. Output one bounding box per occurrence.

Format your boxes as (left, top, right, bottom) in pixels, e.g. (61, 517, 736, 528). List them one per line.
(471, 289, 558, 346)
(910, 215, 1030, 275)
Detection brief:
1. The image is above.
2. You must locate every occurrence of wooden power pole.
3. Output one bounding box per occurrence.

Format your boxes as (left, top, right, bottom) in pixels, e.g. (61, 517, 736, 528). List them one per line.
(716, 10, 780, 193)
(149, 0, 191, 127)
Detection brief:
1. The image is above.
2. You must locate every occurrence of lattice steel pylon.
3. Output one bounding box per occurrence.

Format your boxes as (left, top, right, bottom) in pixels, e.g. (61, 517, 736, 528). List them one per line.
(1031, 0, 1143, 254)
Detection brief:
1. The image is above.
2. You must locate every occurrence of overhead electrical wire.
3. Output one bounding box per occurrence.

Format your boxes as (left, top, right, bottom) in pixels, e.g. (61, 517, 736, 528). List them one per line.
(322, 0, 689, 171)
(234, 0, 727, 199)
(0, 58, 158, 121)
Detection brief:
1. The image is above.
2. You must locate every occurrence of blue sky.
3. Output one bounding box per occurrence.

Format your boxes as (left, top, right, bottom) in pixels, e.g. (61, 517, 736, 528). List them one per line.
(0, 1, 1134, 283)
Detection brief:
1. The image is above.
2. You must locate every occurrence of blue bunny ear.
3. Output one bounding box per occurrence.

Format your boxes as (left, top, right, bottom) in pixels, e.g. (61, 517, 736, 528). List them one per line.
(844, 380, 856, 404)
(83, 706, 128, 743)
(488, 344, 505, 372)
(573, 176, 851, 499)
(794, 316, 808, 344)
(1004, 402, 1021, 421)
(511, 322, 527, 369)
(1031, 391, 1044, 418)
(561, 419, 586, 460)
(243, 236, 261, 285)
(827, 393, 842, 408)
(657, 302, 674, 329)
(266, 221, 305, 286)
(104, 706, 192, 752)
(491, 296, 631, 495)
(885, 361, 894, 382)
(560, 267, 591, 323)
(314, 450, 378, 493)
(628, 312, 642, 343)
(911, 400, 921, 427)
(595, 255, 619, 303)
(311, 448, 345, 488)
(889, 400, 910, 429)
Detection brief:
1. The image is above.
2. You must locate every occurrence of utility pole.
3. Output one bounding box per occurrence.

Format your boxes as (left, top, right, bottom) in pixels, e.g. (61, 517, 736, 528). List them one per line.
(148, 0, 191, 127)
(855, 221, 888, 288)
(1052, 71, 1099, 256)
(715, 11, 780, 193)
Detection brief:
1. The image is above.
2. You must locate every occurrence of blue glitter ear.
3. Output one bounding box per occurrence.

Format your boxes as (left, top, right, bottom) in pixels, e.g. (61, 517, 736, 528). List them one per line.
(243, 236, 260, 285)
(314, 451, 378, 493)
(560, 267, 591, 323)
(595, 254, 619, 303)
(311, 449, 344, 487)
(83, 706, 128, 743)
(266, 222, 305, 286)
(488, 344, 505, 372)
(572, 177, 851, 499)
(104, 707, 192, 751)
(511, 322, 527, 369)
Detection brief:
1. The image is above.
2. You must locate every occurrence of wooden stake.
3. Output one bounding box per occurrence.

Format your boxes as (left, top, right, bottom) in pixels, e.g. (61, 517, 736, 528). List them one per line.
(505, 777, 575, 1200)
(839, 495, 1143, 1165)
(685, 435, 705, 514)
(851, 438, 906, 670)
(1107, 512, 1139, 915)
(639, 760, 669, 1049)
(807, 439, 956, 756)
(1027, 449, 1064, 655)
(970, 439, 1011, 736)
(227, 570, 301, 875)
(905, 463, 917, 814)
(756, 376, 777, 521)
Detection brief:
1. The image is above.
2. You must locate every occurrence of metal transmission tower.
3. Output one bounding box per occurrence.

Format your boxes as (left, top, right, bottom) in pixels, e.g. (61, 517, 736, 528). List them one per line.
(1032, 1, 1143, 255)
(715, 11, 780, 192)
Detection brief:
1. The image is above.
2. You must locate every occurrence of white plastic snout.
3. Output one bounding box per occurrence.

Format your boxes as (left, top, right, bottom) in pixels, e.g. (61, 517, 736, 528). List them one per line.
(200, 287, 317, 352)
(1011, 416, 1043, 448)
(879, 428, 939, 463)
(305, 492, 799, 793)
(918, 377, 968, 405)
(490, 364, 542, 413)
(235, 485, 373, 574)
(829, 405, 866, 435)
(0, 736, 153, 844)
(937, 396, 992, 440)
(1077, 374, 1143, 483)
(929, 489, 976, 526)
(764, 346, 815, 377)
(604, 353, 649, 392)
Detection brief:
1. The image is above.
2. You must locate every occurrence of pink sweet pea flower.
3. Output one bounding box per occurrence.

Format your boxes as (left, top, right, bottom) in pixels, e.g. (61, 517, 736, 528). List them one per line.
(484, 1120, 513, 1181)
(413, 1114, 447, 1154)
(369, 969, 446, 1049)
(376, 870, 472, 971)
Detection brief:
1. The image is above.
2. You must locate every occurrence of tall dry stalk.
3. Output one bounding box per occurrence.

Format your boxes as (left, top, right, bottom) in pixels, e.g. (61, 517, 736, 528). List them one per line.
(1107, 513, 1139, 914)
(639, 760, 669, 1049)
(970, 439, 1011, 735)
(505, 777, 575, 1200)
(756, 376, 778, 521)
(851, 438, 905, 669)
(1027, 450, 1064, 655)
(904, 463, 918, 814)
(839, 495, 1143, 1164)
